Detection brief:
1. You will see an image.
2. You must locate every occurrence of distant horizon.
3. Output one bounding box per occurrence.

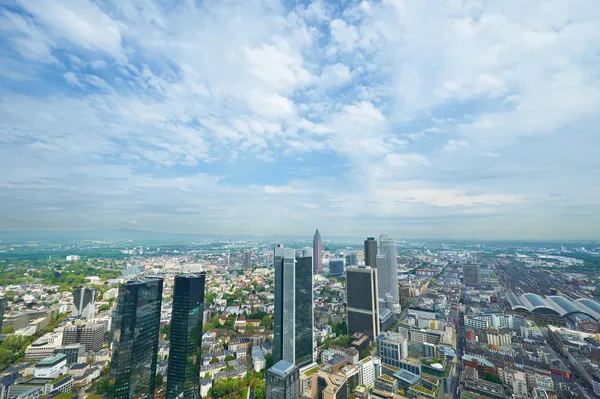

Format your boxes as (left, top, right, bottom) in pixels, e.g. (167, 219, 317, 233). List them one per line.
(0, 228, 598, 244)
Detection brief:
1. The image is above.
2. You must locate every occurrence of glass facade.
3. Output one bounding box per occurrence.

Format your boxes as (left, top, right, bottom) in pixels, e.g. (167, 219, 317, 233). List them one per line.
(295, 256, 313, 367)
(346, 267, 379, 339)
(266, 361, 300, 399)
(364, 238, 377, 267)
(111, 278, 163, 399)
(167, 274, 206, 399)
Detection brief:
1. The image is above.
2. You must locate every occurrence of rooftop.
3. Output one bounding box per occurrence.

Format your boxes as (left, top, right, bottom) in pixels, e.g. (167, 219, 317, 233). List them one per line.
(37, 354, 67, 367)
(268, 360, 297, 378)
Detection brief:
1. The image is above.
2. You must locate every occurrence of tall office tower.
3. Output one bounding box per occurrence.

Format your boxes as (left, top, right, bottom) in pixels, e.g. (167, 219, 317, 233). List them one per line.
(72, 287, 97, 319)
(273, 247, 313, 367)
(244, 252, 252, 270)
(346, 251, 358, 266)
(379, 235, 400, 314)
(167, 274, 206, 399)
(111, 278, 163, 399)
(294, 256, 313, 367)
(463, 264, 481, 285)
(266, 360, 300, 399)
(364, 238, 377, 267)
(313, 229, 323, 274)
(329, 257, 345, 277)
(346, 266, 380, 340)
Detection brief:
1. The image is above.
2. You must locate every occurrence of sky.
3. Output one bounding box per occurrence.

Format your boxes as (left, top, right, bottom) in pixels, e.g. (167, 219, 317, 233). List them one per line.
(0, 0, 599, 240)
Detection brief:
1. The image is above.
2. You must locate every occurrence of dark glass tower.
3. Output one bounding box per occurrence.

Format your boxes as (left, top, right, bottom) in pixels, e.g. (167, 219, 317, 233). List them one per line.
(167, 274, 206, 399)
(346, 266, 380, 340)
(294, 256, 313, 367)
(273, 247, 314, 367)
(364, 237, 377, 267)
(266, 360, 300, 399)
(111, 278, 163, 399)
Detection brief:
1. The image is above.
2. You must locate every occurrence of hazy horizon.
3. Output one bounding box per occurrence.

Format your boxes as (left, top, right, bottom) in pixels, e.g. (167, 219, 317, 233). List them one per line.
(1, 1, 599, 240)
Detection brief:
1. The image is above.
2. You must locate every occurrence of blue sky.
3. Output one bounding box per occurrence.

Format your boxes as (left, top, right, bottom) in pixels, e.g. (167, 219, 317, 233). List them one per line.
(1, 0, 599, 239)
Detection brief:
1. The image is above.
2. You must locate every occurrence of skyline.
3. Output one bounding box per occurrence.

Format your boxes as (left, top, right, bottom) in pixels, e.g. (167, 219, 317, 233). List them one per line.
(1, 1, 600, 239)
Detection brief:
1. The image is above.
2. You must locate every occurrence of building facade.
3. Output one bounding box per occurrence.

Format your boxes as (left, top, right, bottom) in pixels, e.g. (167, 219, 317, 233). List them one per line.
(346, 266, 380, 340)
(376, 333, 408, 368)
(167, 274, 206, 399)
(463, 264, 481, 285)
(72, 287, 96, 320)
(313, 229, 323, 274)
(273, 247, 313, 367)
(378, 235, 399, 314)
(110, 278, 163, 399)
(266, 361, 300, 399)
(364, 238, 377, 268)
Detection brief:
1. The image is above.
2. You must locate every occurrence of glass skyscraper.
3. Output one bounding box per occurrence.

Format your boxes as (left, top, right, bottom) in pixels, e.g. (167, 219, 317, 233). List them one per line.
(378, 234, 400, 314)
(346, 266, 380, 340)
(364, 237, 377, 267)
(266, 360, 300, 399)
(167, 274, 206, 399)
(273, 246, 314, 367)
(111, 278, 163, 399)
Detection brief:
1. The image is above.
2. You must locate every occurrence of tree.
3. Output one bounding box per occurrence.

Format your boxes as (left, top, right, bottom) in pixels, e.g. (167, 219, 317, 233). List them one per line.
(162, 324, 171, 340)
(98, 304, 111, 312)
(260, 316, 273, 330)
(156, 373, 164, 386)
(1, 326, 15, 334)
(225, 354, 236, 362)
(210, 357, 220, 364)
(265, 353, 274, 369)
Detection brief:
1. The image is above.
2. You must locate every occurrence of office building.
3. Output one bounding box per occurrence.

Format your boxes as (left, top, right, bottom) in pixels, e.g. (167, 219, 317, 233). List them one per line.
(167, 274, 206, 399)
(364, 238, 377, 267)
(62, 323, 105, 352)
(376, 332, 408, 368)
(244, 252, 252, 270)
(273, 247, 313, 367)
(111, 278, 163, 399)
(312, 369, 348, 399)
(463, 264, 481, 284)
(72, 287, 96, 320)
(266, 360, 300, 399)
(378, 235, 399, 314)
(329, 258, 345, 277)
(54, 344, 85, 365)
(346, 266, 380, 340)
(33, 354, 67, 379)
(313, 229, 323, 274)
(346, 251, 358, 266)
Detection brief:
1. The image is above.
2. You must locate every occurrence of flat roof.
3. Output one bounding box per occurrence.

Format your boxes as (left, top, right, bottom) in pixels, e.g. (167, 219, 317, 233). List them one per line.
(268, 360, 297, 378)
(37, 354, 66, 366)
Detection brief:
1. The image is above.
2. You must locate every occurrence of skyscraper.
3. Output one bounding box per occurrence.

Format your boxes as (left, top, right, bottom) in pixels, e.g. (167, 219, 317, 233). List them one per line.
(111, 278, 163, 399)
(294, 256, 313, 367)
(346, 251, 358, 266)
(266, 360, 300, 399)
(313, 229, 322, 274)
(0, 298, 4, 333)
(167, 274, 206, 399)
(273, 246, 313, 367)
(244, 252, 252, 270)
(72, 287, 96, 319)
(378, 235, 400, 314)
(329, 257, 345, 277)
(346, 266, 380, 340)
(364, 237, 377, 267)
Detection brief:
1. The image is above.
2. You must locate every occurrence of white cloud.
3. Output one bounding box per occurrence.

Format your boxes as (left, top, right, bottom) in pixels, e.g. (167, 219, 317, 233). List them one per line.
(319, 63, 352, 87)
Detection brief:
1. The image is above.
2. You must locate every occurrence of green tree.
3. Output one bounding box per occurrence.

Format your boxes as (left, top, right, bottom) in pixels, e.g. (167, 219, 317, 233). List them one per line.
(156, 373, 164, 386)
(265, 353, 274, 369)
(260, 316, 273, 330)
(225, 354, 236, 362)
(98, 304, 111, 312)
(162, 324, 171, 340)
(1, 326, 15, 334)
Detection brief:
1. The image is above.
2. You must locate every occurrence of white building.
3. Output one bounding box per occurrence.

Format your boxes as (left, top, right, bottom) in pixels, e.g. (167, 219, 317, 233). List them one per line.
(357, 356, 376, 388)
(66, 255, 81, 261)
(487, 331, 512, 347)
(34, 354, 68, 379)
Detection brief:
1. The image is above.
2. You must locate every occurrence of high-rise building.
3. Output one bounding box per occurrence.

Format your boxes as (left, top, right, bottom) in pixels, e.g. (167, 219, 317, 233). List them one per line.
(364, 238, 377, 267)
(313, 229, 323, 274)
(273, 246, 313, 367)
(378, 235, 400, 314)
(54, 344, 85, 365)
(329, 258, 345, 277)
(376, 332, 408, 368)
(111, 278, 163, 399)
(62, 323, 105, 352)
(346, 266, 380, 340)
(346, 251, 358, 266)
(463, 264, 481, 285)
(244, 252, 252, 270)
(294, 256, 313, 367)
(266, 360, 300, 399)
(72, 287, 96, 319)
(167, 274, 206, 399)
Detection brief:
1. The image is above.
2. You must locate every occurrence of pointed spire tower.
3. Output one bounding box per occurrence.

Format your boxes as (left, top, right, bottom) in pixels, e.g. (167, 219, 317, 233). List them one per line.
(313, 229, 322, 274)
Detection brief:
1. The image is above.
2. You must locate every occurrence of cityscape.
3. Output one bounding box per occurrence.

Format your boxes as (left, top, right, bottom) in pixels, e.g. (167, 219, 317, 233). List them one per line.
(1, 1, 600, 399)
(0, 233, 600, 399)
